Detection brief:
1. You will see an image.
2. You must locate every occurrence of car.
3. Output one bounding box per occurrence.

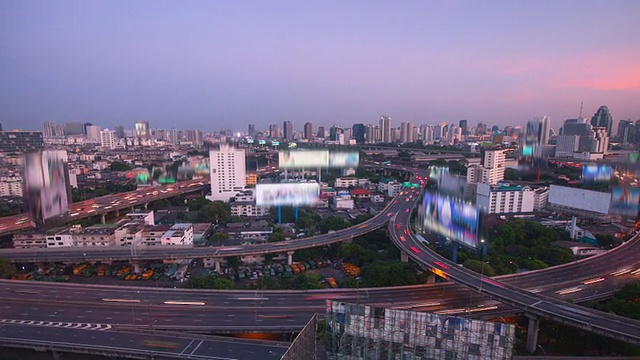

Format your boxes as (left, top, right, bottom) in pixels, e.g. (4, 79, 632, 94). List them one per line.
(405, 209, 410, 213)
(404, 229, 410, 235)
(386, 212, 393, 217)
(410, 246, 420, 253)
(394, 201, 398, 204)
(395, 224, 401, 229)
(399, 236, 406, 241)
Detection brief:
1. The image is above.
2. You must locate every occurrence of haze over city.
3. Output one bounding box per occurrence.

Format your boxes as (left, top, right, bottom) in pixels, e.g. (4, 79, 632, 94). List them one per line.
(1, 1, 640, 131)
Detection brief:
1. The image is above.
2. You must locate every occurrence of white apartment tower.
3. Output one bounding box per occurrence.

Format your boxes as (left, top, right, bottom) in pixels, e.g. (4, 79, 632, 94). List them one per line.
(207, 143, 246, 202)
(467, 149, 506, 185)
(379, 116, 392, 143)
(100, 129, 117, 149)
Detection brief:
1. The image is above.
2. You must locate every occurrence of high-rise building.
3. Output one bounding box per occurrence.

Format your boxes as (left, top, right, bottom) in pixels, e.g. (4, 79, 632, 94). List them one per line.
(65, 122, 84, 135)
(400, 122, 413, 143)
(54, 125, 66, 137)
(317, 126, 326, 138)
(0, 131, 44, 154)
(184, 129, 203, 145)
(303, 122, 313, 140)
(352, 123, 365, 144)
(170, 128, 179, 144)
(248, 124, 255, 137)
(475, 122, 487, 136)
(100, 129, 117, 149)
(467, 149, 506, 185)
(207, 143, 246, 203)
(329, 126, 343, 141)
(0, 123, 2, 131)
(555, 118, 609, 158)
(85, 125, 102, 142)
(420, 125, 434, 144)
(283, 121, 293, 141)
(83, 122, 93, 135)
(458, 120, 468, 136)
(539, 116, 551, 145)
(379, 116, 392, 143)
(591, 106, 613, 137)
(43, 121, 56, 138)
(617, 120, 634, 143)
(365, 124, 376, 144)
(114, 126, 125, 139)
(269, 124, 280, 139)
(135, 121, 151, 139)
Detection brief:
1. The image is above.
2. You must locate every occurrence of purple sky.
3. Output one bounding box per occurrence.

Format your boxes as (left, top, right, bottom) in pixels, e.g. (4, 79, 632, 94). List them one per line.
(1, 1, 639, 133)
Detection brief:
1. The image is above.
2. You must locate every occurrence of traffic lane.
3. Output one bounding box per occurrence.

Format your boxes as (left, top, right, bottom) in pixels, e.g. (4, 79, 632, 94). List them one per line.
(0, 323, 287, 360)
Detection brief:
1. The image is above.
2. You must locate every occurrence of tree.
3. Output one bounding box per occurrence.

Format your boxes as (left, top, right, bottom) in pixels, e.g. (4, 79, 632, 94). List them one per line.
(269, 232, 286, 242)
(109, 161, 132, 171)
(462, 259, 496, 277)
(225, 256, 242, 269)
(318, 216, 351, 233)
(201, 201, 231, 224)
(292, 273, 324, 290)
(212, 277, 234, 289)
(0, 258, 16, 279)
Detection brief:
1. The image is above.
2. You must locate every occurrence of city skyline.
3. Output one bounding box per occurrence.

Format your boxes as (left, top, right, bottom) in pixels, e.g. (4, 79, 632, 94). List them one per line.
(1, 1, 639, 131)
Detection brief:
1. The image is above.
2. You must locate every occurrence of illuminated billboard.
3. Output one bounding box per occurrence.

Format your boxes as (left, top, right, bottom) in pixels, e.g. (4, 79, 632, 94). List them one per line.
(25, 150, 70, 223)
(278, 150, 329, 169)
(328, 151, 359, 168)
(582, 165, 612, 183)
(256, 182, 320, 207)
(421, 192, 480, 248)
(609, 186, 640, 218)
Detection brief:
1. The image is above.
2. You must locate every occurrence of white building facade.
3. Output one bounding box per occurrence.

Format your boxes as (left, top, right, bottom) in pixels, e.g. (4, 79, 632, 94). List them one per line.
(207, 144, 246, 202)
(476, 183, 535, 214)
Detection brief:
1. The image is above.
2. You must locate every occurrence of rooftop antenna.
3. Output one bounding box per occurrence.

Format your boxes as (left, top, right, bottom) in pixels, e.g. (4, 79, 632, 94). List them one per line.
(578, 101, 583, 118)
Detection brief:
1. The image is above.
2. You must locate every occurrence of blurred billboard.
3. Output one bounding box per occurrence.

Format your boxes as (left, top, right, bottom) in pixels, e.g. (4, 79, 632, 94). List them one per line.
(25, 150, 69, 223)
(582, 164, 612, 183)
(279, 150, 329, 168)
(609, 186, 640, 218)
(328, 151, 359, 168)
(256, 182, 320, 207)
(421, 192, 481, 248)
(548, 185, 611, 214)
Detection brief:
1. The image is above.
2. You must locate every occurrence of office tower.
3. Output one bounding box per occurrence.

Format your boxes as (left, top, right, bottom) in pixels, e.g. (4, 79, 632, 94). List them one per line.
(412, 126, 420, 143)
(317, 126, 326, 138)
(329, 126, 343, 141)
(207, 143, 246, 202)
(0, 131, 44, 154)
(379, 116, 392, 143)
(155, 129, 167, 142)
(248, 124, 255, 137)
(434, 123, 446, 141)
(350, 123, 364, 144)
(185, 129, 203, 145)
(100, 129, 117, 149)
(475, 122, 487, 135)
(420, 125, 434, 144)
(114, 126, 125, 139)
(0, 123, 2, 131)
(65, 122, 84, 135)
(364, 124, 375, 144)
(135, 121, 150, 139)
(467, 149, 506, 185)
(400, 122, 413, 143)
(449, 124, 461, 144)
(593, 128, 609, 153)
(169, 128, 179, 144)
(538, 116, 551, 145)
(83, 122, 93, 135)
(269, 124, 280, 139)
(42, 121, 56, 138)
(283, 121, 293, 141)
(85, 125, 102, 142)
(591, 105, 613, 137)
(555, 118, 608, 158)
(54, 125, 66, 137)
(617, 120, 634, 143)
(303, 122, 313, 140)
(458, 120, 468, 136)
(491, 125, 500, 132)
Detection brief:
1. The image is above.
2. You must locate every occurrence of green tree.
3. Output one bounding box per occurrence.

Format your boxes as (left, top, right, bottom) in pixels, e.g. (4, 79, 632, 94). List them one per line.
(318, 215, 351, 233)
(225, 256, 242, 269)
(201, 201, 231, 224)
(0, 258, 16, 278)
(109, 161, 132, 171)
(292, 273, 324, 290)
(212, 277, 234, 289)
(462, 259, 496, 277)
(269, 232, 286, 242)
(360, 262, 422, 287)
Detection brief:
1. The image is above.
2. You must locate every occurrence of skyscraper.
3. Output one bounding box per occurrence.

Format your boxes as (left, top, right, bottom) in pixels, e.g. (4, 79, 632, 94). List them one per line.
(100, 129, 117, 149)
(365, 124, 376, 144)
(303, 122, 313, 140)
(269, 124, 280, 139)
(458, 120, 468, 136)
(135, 121, 150, 139)
(114, 126, 125, 139)
(400, 122, 413, 143)
(65, 122, 84, 135)
(42, 121, 56, 138)
(352, 123, 365, 144)
(207, 143, 246, 202)
(538, 116, 551, 145)
(329, 126, 343, 141)
(170, 128, 179, 144)
(379, 116, 392, 143)
(283, 121, 293, 141)
(591, 106, 613, 137)
(317, 126, 326, 138)
(248, 124, 255, 137)
(85, 125, 102, 142)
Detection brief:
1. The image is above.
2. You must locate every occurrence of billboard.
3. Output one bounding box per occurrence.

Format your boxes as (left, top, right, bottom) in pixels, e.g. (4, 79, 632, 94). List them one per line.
(256, 182, 320, 207)
(279, 150, 329, 169)
(609, 186, 640, 218)
(548, 185, 611, 214)
(25, 150, 69, 223)
(582, 164, 612, 183)
(328, 151, 359, 168)
(421, 192, 480, 248)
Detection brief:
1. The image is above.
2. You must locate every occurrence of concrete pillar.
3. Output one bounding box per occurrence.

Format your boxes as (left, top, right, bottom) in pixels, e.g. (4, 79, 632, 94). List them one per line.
(287, 251, 295, 265)
(36, 263, 47, 274)
(525, 314, 540, 354)
(132, 261, 142, 274)
(426, 273, 436, 284)
(115, 209, 120, 217)
(101, 213, 107, 224)
(130, 206, 134, 212)
(144, 203, 148, 209)
(401, 252, 409, 262)
(214, 258, 221, 274)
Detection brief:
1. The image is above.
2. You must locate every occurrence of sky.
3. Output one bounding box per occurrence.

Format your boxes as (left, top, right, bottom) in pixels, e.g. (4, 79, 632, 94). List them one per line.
(1, 1, 639, 133)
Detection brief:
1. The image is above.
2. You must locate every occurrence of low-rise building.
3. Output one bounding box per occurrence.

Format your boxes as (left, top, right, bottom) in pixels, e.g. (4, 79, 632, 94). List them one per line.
(114, 222, 145, 246)
(377, 180, 402, 197)
(13, 233, 47, 249)
(350, 189, 371, 199)
(0, 174, 24, 197)
(533, 187, 550, 211)
(335, 177, 371, 188)
(230, 190, 269, 217)
(476, 183, 535, 214)
(333, 194, 355, 210)
(70, 226, 117, 247)
(161, 223, 194, 246)
(141, 225, 171, 246)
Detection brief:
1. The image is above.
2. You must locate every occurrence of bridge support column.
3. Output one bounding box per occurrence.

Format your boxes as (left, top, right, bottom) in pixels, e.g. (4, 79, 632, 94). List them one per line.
(287, 251, 295, 265)
(144, 203, 148, 209)
(214, 258, 221, 274)
(130, 206, 134, 212)
(451, 242, 459, 263)
(132, 261, 142, 274)
(115, 209, 120, 217)
(426, 272, 436, 284)
(525, 314, 540, 354)
(101, 213, 107, 224)
(400, 252, 409, 262)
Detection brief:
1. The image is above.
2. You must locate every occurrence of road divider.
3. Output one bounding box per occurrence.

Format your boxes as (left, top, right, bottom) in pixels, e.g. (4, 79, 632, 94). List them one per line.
(163, 300, 206, 306)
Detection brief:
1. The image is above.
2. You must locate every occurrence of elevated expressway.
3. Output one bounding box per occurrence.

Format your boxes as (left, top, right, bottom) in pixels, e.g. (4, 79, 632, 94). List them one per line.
(0, 178, 209, 237)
